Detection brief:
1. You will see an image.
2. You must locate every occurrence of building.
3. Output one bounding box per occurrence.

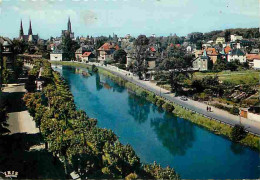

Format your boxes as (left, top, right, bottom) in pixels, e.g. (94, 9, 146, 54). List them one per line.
(50, 49, 64, 61)
(75, 47, 88, 62)
(227, 48, 246, 63)
(82, 52, 95, 63)
(19, 20, 39, 43)
(97, 42, 119, 62)
(230, 34, 243, 41)
(195, 48, 218, 64)
(241, 102, 260, 122)
(246, 54, 260, 69)
(224, 46, 232, 54)
(193, 50, 212, 71)
(62, 17, 74, 39)
(0, 37, 14, 72)
(215, 37, 225, 44)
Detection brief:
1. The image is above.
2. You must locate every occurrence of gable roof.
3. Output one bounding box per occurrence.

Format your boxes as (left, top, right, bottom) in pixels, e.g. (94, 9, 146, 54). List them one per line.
(150, 47, 156, 52)
(230, 48, 245, 56)
(98, 42, 119, 51)
(224, 46, 232, 54)
(246, 54, 260, 61)
(82, 52, 92, 57)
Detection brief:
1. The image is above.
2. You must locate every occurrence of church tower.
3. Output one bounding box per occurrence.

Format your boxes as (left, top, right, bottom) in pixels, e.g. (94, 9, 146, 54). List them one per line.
(67, 17, 72, 33)
(28, 20, 33, 35)
(19, 20, 24, 40)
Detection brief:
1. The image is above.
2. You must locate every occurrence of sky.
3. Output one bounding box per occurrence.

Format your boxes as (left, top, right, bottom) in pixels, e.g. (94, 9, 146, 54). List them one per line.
(0, 0, 259, 39)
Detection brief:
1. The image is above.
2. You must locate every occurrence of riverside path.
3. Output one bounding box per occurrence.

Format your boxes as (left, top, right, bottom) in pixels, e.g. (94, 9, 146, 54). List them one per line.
(90, 63, 260, 136)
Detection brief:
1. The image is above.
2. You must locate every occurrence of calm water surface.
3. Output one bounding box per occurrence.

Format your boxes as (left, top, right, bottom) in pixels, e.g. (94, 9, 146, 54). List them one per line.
(55, 66, 259, 179)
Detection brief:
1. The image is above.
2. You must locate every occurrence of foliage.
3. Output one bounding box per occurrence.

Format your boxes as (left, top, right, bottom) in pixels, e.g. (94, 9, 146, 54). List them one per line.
(61, 33, 80, 61)
(231, 124, 248, 142)
(0, 101, 10, 136)
(162, 102, 175, 112)
(23, 60, 179, 179)
(114, 49, 127, 64)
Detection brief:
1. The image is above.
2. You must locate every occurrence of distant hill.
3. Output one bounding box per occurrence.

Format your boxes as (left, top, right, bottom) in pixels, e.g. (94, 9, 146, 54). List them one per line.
(203, 28, 260, 41)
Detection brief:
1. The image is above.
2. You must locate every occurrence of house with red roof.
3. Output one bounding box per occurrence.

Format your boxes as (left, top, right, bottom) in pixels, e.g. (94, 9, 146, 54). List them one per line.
(195, 48, 218, 64)
(98, 42, 119, 62)
(246, 54, 260, 69)
(82, 52, 95, 63)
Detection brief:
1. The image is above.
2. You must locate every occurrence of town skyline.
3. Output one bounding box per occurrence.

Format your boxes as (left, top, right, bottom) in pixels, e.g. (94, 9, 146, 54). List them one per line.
(0, 0, 259, 39)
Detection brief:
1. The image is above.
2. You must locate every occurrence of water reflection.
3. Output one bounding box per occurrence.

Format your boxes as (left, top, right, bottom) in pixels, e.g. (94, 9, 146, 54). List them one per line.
(151, 113, 195, 156)
(230, 142, 245, 155)
(95, 73, 103, 91)
(128, 93, 151, 124)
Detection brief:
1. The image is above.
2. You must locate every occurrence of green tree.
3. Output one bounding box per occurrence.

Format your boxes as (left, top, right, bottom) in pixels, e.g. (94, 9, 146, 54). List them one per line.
(114, 49, 127, 64)
(61, 33, 79, 61)
(231, 124, 247, 142)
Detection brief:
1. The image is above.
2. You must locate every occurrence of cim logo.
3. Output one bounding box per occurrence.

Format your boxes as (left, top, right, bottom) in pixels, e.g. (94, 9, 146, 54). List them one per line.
(3, 171, 18, 178)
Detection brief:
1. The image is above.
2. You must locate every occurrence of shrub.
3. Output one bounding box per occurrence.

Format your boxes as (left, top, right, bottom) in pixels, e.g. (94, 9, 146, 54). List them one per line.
(162, 102, 175, 112)
(156, 98, 165, 107)
(231, 124, 248, 142)
(230, 107, 240, 115)
(125, 173, 138, 180)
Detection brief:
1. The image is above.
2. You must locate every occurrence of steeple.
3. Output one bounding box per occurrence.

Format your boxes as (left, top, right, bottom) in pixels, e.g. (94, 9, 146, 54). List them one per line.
(19, 20, 24, 38)
(28, 20, 33, 35)
(67, 17, 72, 32)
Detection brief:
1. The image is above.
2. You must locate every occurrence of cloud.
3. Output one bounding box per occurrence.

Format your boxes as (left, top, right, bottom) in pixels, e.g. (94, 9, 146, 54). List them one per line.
(80, 10, 98, 26)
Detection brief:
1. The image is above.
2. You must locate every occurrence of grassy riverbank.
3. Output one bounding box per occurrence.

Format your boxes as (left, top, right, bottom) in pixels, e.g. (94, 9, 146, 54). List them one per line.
(50, 61, 260, 151)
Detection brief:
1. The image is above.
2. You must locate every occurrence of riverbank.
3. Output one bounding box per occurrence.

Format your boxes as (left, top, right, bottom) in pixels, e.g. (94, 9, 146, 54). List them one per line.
(51, 61, 260, 151)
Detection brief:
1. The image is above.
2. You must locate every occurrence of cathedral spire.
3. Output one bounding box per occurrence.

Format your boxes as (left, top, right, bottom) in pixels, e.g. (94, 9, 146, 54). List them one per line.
(19, 20, 24, 38)
(28, 19, 33, 35)
(67, 17, 72, 32)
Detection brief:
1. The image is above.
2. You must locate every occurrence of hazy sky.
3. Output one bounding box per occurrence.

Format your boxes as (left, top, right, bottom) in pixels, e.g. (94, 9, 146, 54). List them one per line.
(0, 0, 259, 39)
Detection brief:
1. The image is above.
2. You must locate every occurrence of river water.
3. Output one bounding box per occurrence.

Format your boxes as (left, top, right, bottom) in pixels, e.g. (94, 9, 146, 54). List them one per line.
(55, 66, 259, 179)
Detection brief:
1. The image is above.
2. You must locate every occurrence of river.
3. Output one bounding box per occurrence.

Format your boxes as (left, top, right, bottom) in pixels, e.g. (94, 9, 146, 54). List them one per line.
(54, 65, 259, 179)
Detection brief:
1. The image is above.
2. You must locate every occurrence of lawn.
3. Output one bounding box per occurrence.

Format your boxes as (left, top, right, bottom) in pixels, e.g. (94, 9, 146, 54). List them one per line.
(194, 70, 260, 85)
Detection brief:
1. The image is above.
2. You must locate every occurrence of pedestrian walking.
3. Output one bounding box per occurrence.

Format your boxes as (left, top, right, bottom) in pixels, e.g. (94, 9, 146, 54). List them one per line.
(206, 106, 209, 112)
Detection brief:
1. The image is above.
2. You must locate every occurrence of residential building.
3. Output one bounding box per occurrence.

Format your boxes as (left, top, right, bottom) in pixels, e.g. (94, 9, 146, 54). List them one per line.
(195, 48, 218, 64)
(186, 45, 193, 53)
(0, 37, 14, 72)
(19, 20, 39, 43)
(250, 48, 260, 54)
(97, 42, 119, 62)
(50, 49, 64, 61)
(146, 47, 157, 70)
(82, 52, 95, 63)
(224, 46, 232, 54)
(246, 54, 260, 69)
(230, 34, 243, 41)
(227, 48, 246, 63)
(193, 50, 212, 71)
(75, 47, 88, 62)
(215, 37, 225, 44)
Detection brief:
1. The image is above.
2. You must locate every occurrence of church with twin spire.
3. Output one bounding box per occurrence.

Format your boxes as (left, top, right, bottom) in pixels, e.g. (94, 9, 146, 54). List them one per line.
(19, 20, 39, 43)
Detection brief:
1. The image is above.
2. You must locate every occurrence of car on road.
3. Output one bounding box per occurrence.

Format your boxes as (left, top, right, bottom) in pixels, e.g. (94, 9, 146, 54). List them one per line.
(180, 96, 188, 101)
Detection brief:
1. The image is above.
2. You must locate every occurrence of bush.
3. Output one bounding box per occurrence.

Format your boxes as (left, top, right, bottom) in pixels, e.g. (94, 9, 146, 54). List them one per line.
(92, 65, 98, 72)
(146, 94, 158, 104)
(156, 98, 165, 107)
(230, 107, 239, 115)
(162, 102, 175, 112)
(125, 173, 138, 180)
(231, 124, 248, 142)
